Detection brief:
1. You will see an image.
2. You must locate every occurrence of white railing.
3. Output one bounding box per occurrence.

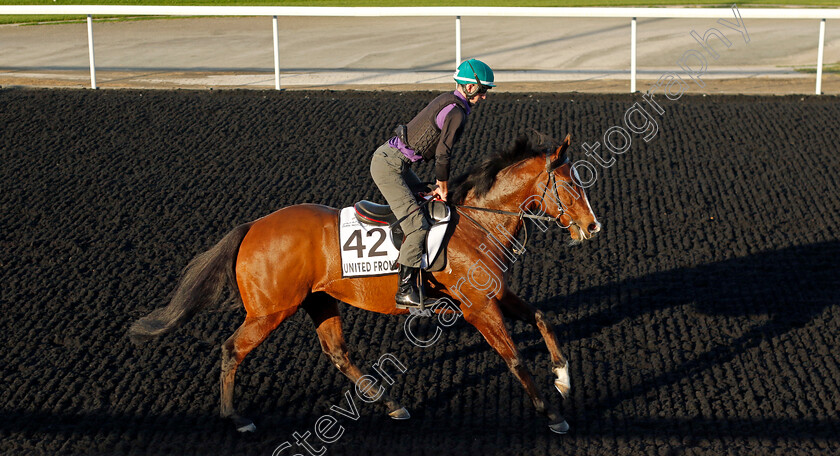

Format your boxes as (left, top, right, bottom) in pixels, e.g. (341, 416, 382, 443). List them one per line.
(1, 6, 838, 93)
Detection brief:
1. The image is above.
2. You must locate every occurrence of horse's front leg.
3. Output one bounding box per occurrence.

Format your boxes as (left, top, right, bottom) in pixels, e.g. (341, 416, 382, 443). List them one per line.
(498, 290, 570, 399)
(464, 301, 569, 434)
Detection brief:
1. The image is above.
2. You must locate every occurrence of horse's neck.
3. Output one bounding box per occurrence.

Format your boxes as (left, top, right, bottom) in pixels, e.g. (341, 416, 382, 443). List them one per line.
(467, 162, 540, 213)
(460, 166, 538, 257)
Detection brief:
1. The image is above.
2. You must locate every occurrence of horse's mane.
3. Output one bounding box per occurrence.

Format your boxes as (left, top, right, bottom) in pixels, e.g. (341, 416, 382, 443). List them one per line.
(449, 131, 565, 204)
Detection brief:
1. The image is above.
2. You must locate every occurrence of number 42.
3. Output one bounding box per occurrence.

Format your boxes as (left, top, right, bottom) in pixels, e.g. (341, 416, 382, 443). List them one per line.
(342, 228, 388, 258)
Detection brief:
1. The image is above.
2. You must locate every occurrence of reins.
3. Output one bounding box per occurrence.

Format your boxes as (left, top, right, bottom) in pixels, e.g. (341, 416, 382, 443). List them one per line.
(451, 204, 557, 223)
(388, 150, 575, 258)
(452, 151, 573, 255)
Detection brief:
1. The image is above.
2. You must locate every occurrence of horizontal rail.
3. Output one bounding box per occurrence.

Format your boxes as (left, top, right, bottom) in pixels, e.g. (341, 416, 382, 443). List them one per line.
(1, 5, 839, 20)
(0, 6, 834, 94)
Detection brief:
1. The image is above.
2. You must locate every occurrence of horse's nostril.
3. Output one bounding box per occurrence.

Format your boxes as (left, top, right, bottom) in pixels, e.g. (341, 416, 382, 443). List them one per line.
(588, 222, 601, 233)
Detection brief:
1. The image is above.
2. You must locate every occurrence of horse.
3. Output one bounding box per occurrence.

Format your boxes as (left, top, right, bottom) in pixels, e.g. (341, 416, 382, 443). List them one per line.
(128, 132, 601, 435)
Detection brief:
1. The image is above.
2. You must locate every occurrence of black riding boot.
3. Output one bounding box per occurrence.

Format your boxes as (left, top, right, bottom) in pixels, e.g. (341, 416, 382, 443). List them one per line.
(395, 264, 423, 309)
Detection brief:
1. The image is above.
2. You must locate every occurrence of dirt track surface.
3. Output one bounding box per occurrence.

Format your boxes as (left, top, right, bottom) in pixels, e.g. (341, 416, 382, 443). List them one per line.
(1, 88, 839, 455)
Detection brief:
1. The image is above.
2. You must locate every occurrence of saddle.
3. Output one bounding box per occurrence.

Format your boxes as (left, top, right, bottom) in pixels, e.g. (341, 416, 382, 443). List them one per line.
(353, 201, 404, 249)
(342, 198, 451, 273)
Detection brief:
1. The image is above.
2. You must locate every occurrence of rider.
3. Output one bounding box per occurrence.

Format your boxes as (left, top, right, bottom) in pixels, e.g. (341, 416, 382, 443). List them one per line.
(370, 58, 495, 309)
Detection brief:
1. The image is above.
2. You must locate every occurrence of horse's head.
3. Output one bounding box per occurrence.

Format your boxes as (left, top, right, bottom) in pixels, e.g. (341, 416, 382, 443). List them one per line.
(529, 133, 601, 245)
(449, 131, 601, 246)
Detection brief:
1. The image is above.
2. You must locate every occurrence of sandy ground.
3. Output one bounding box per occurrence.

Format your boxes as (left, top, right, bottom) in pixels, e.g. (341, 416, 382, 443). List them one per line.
(0, 15, 838, 94)
(2, 70, 839, 95)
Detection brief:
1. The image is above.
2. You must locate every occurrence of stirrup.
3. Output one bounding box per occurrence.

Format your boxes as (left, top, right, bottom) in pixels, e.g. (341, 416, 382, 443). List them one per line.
(395, 297, 439, 311)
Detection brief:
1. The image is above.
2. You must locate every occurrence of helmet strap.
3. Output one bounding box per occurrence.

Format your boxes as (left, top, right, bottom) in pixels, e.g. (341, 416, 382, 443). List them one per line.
(465, 60, 483, 97)
(462, 84, 478, 98)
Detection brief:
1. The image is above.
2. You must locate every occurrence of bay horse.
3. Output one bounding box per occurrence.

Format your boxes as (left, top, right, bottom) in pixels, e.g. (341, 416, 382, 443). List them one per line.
(128, 132, 601, 434)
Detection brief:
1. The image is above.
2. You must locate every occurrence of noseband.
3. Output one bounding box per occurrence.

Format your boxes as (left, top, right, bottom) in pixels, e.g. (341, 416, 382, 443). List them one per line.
(453, 151, 574, 254)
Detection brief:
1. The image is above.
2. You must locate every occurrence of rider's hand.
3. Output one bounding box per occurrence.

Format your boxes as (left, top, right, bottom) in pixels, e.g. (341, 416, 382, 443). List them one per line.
(431, 180, 448, 202)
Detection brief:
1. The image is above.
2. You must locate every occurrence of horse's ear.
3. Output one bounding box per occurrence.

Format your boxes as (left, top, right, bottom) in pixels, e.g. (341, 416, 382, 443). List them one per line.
(551, 134, 572, 161)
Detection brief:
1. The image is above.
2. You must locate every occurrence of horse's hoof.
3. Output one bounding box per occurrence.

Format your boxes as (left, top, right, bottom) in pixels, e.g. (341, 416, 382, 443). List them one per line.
(388, 407, 411, 420)
(549, 420, 569, 434)
(237, 422, 257, 433)
(231, 415, 257, 433)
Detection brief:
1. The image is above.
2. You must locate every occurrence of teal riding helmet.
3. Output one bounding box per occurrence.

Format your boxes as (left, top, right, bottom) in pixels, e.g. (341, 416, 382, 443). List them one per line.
(454, 59, 495, 95)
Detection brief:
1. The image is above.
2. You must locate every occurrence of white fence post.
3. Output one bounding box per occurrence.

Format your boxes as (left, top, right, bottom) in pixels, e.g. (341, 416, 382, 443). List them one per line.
(816, 18, 826, 95)
(273, 15, 280, 90)
(630, 17, 637, 93)
(87, 14, 96, 89)
(455, 15, 461, 68)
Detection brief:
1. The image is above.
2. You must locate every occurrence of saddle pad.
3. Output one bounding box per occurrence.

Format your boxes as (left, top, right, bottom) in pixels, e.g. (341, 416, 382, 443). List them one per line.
(338, 207, 449, 278)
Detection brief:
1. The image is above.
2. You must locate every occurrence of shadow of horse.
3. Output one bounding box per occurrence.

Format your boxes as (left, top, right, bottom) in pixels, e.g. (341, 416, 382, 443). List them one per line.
(408, 240, 840, 440)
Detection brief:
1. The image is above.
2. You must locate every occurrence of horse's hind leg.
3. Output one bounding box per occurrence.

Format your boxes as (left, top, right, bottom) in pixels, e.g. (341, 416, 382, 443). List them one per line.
(303, 294, 410, 420)
(465, 301, 569, 434)
(499, 290, 570, 399)
(220, 308, 297, 432)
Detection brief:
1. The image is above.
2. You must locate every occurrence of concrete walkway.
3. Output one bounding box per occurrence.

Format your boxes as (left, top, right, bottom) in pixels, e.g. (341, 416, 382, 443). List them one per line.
(1, 15, 838, 93)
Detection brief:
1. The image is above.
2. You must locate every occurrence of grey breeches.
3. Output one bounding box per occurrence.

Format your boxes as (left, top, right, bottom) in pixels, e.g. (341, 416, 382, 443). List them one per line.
(369, 143, 430, 267)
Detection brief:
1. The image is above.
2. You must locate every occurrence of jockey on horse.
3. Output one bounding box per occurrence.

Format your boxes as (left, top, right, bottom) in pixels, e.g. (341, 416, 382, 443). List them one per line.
(370, 58, 495, 309)
(130, 62, 601, 433)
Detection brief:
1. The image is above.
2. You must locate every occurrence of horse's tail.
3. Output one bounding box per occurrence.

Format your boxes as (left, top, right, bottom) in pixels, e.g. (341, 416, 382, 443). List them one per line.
(128, 222, 253, 345)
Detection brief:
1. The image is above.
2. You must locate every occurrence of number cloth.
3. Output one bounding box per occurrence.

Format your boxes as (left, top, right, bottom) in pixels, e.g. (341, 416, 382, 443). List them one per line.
(338, 207, 401, 277)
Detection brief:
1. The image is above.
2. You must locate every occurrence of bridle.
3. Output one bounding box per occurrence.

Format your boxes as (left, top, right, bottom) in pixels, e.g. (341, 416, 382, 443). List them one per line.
(452, 150, 575, 255)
